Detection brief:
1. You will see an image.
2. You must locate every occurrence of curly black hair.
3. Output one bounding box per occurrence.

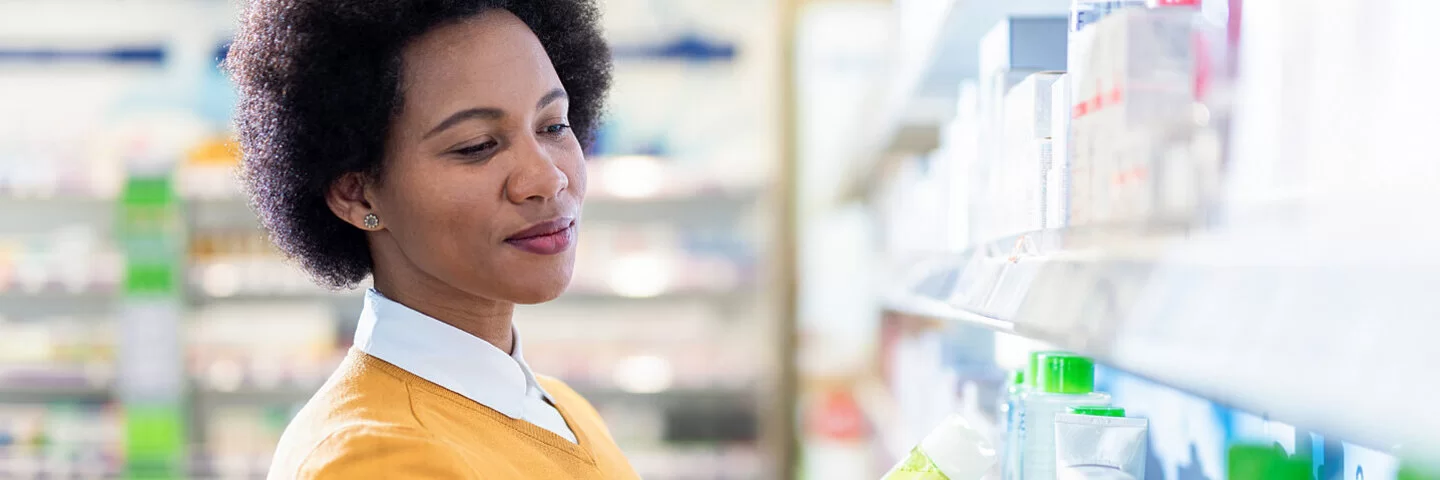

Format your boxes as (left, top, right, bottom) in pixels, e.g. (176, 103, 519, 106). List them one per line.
(226, 0, 612, 289)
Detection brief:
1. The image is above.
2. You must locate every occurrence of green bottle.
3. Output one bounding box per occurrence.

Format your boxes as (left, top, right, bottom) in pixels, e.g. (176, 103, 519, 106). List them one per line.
(1227, 444, 1312, 480)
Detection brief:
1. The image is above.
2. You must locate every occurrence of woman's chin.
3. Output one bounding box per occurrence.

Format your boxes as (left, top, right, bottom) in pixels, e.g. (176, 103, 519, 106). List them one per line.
(504, 279, 572, 305)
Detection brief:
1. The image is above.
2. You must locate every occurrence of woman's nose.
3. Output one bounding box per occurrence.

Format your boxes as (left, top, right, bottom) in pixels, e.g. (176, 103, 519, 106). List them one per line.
(505, 139, 569, 204)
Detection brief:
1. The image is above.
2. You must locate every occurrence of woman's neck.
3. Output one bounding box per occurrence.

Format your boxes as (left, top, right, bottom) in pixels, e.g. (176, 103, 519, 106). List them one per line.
(371, 267, 517, 355)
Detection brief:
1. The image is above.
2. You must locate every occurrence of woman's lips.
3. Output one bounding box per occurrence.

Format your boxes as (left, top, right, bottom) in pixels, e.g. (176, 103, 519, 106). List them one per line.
(505, 219, 576, 255)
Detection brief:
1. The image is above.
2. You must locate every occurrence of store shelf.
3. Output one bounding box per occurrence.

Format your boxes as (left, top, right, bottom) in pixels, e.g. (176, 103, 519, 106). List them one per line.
(193, 386, 317, 406)
(0, 385, 112, 403)
(184, 289, 359, 305)
(885, 223, 1440, 453)
(0, 290, 118, 315)
(561, 287, 757, 305)
(183, 188, 763, 230)
(182, 287, 753, 306)
(572, 384, 756, 404)
(837, 0, 1068, 201)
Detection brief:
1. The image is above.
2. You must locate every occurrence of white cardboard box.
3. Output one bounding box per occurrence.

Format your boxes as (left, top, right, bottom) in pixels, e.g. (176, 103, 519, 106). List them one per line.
(1002, 73, 1064, 234)
(1069, 9, 1196, 225)
(1046, 74, 1072, 229)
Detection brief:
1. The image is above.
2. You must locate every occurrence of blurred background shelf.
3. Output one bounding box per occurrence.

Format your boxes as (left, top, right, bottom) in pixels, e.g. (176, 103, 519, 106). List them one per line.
(192, 386, 319, 406)
(0, 386, 112, 404)
(0, 0, 787, 476)
(180, 190, 766, 231)
(838, 0, 1071, 201)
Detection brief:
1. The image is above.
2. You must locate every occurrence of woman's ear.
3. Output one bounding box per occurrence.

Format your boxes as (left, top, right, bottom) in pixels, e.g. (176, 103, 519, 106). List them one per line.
(326, 172, 378, 230)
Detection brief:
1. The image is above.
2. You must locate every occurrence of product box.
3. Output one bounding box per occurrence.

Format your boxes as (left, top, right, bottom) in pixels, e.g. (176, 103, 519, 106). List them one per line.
(1046, 74, 1072, 229)
(1005, 73, 1065, 140)
(979, 16, 1069, 125)
(943, 81, 982, 249)
(976, 17, 1068, 241)
(1002, 72, 1064, 235)
(1068, 9, 1196, 226)
(1070, 0, 1147, 32)
(979, 17, 1070, 77)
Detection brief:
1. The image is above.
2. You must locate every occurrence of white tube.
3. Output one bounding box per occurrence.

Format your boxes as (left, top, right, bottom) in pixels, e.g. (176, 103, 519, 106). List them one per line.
(1053, 414, 1148, 480)
(882, 413, 998, 480)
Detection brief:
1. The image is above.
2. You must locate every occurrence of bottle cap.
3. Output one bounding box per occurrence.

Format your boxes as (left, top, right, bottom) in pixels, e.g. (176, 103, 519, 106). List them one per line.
(1010, 369, 1025, 386)
(1036, 354, 1095, 394)
(1228, 445, 1312, 480)
(1068, 406, 1124, 417)
(1027, 351, 1069, 388)
(1399, 463, 1440, 480)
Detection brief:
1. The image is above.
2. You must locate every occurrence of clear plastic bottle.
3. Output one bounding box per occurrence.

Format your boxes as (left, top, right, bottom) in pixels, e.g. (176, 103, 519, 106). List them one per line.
(999, 369, 1026, 480)
(1005, 351, 1066, 480)
(1019, 354, 1110, 480)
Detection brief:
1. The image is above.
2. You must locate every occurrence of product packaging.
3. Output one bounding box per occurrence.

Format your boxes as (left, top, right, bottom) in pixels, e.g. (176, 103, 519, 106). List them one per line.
(975, 17, 1067, 242)
(1019, 353, 1110, 480)
(1226, 444, 1313, 480)
(1001, 72, 1064, 236)
(1053, 407, 1147, 480)
(1146, 0, 1199, 7)
(881, 413, 998, 480)
(943, 81, 982, 249)
(1046, 75, 1072, 229)
(1067, 9, 1196, 226)
(999, 370, 1027, 480)
(1070, 1, 1146, 32)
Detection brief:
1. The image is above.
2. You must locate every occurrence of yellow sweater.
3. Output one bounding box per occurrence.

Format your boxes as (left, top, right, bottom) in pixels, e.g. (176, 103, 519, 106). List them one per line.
(268, 349, 640, 479)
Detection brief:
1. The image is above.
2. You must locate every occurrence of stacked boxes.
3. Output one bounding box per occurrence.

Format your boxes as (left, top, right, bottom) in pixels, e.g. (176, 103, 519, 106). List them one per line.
(1068, 9, 1196, 225)
(1001, 72, 1064, 235)
(976, 17, 1068, 240)
(1047, 75, 1072, 229)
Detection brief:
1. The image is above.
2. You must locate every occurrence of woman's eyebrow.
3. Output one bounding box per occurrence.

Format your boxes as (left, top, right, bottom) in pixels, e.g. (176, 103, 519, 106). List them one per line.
(424, 107, 503, 139)
(423, 89, 567, 139)
(536, 88, 567, 110)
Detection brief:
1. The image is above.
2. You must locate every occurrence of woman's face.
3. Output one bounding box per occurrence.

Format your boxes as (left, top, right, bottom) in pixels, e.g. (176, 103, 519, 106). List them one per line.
(368, 10, 585, 304)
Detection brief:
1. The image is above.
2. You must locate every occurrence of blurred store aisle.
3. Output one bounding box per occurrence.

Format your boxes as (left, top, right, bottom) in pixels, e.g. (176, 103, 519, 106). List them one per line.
(0, 0, 785, 478)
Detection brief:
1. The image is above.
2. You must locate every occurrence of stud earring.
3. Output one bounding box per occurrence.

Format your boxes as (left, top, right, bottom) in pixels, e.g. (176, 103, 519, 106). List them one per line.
(362, 213, 380, 230)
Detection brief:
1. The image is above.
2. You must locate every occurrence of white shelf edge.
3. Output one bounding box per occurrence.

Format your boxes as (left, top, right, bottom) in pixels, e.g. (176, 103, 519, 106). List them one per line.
(885, 290, 1016, 333)
(882, 225, 1440, 455)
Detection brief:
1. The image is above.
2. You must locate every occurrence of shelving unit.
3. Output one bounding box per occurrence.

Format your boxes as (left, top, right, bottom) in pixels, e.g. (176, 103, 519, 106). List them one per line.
(839, 0, 1070, 201)
(3, 1, 786, 477)
(800, 0, 1440, 477)
(885, 223, 1440, 453)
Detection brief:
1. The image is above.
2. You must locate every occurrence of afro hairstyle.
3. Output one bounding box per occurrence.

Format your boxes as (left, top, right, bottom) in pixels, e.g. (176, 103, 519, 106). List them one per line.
(226, 0, 612, 289)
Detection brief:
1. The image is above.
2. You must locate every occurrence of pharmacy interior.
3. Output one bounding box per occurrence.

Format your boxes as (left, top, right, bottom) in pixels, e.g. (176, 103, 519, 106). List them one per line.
(792, 0, 1440, 479)
(0, 0, 784, 478)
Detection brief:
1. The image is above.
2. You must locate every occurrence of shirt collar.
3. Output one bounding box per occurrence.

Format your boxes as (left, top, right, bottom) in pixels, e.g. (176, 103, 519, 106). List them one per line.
(353, 288, 554, 418)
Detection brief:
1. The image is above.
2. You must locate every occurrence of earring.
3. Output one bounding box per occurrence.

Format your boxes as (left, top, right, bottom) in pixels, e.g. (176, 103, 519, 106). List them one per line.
(362, 213, 380, 230)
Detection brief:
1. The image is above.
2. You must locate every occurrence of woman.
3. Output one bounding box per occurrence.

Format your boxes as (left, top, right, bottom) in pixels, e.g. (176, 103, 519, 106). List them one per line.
(227, 0, 632, 478)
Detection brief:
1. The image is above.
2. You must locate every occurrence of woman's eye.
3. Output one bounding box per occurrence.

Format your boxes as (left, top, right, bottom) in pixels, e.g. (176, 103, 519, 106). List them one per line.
(542, 123, 571, 135)
(454, 140, 497, 157)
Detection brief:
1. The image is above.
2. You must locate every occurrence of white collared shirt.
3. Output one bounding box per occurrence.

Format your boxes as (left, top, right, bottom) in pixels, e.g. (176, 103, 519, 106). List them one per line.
(352, 288, 577, 443)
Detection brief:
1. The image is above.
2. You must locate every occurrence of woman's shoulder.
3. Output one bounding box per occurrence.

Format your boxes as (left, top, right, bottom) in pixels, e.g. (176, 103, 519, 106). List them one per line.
(268, 350, 444, 479)
(269, 421, 474, 479)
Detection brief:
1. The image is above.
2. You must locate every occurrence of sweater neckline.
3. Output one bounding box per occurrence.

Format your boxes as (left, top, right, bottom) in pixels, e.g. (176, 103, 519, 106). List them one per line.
(355, 349, 598, 464)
